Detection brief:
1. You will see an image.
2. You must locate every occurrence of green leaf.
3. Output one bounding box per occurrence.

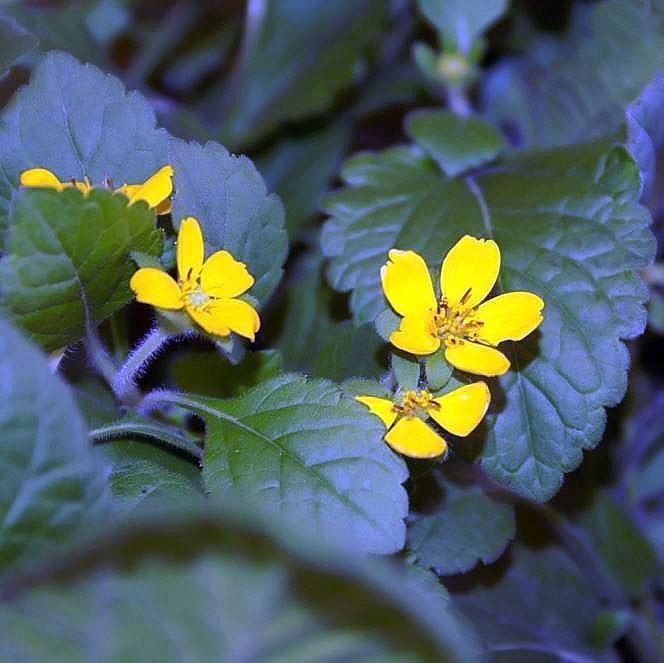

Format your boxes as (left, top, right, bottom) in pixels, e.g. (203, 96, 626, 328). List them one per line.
(171, 349, 283, 398)
(0, 188, 163, 351)
(322, 137, 654, 501)
(392, 351, 420, 390)
(417, 0, 509, 51)
(454, 544, 615, 661)
(153, 375, 409, 554)
(406, 110, 505, 177)
(0, 316, 108, 571)
(0, 50, 170, 241)
(0, 13, 36, 75)
(408, 483, 515, 575)
(269, 250, 387, 381)
(74, 378, 205, 512)
(574, 493, 659, 600)
(95, 439, 203, 515)
(0, 504, 482, 662)
(168, 138, 287, 306)
(4, 3, 110, 67)
(214, 0, 388, 148)
(482, 0, 664, 149)
(257, 123, 351, 237)
(425, 349, 453, 391)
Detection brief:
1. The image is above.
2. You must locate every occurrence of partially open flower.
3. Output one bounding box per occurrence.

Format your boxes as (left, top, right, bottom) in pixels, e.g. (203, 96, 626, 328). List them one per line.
(356, 382, 490, 459)
(130, 217, 260, 341)
(381, 235, 544, 376)
(20, 165, 174, 214)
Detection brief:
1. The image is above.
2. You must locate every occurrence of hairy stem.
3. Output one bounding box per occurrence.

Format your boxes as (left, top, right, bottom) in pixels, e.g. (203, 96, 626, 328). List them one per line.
(112, 326, 170, 404)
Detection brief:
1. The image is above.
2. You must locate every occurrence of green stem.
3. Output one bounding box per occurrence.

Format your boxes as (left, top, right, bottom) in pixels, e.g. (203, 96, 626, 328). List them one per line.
(112, 327, 170, 404)
(84, 327, 119, 388)
(90, 420, 202, 461)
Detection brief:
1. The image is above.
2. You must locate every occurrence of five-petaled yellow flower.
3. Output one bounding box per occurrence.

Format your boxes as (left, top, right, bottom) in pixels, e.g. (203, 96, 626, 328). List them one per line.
(356, 382, 490, 458)
(20, 165, 174, 214)
(130, 217, 260, 341)
(382, 235, 544, 376)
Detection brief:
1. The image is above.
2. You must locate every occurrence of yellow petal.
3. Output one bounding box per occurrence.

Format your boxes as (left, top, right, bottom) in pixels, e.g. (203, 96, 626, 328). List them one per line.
(384, 416, 447, 459)
(20, 168, 66, 191)
(177, 217, 205, 283)
(119, 165, 174, 210)
(186, 305, 230, 337)
(205, 298, 261, 341)
(476, 291, 544, 345)
(355, 396, 398, 429)
(429, 382, 490, 437)
(130, 268, 183, 310)
(444, 340, 510, 376)
(441, 235, 500, 308)
(200, 250, 255, 298)
(390, 312, 440, 355)
(381, 249, 437, 318)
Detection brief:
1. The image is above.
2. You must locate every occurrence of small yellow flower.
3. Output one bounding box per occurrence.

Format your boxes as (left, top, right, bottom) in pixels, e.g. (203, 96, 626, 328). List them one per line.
(381, 235, 544, 376)
(130, 217, 260, 341)
(20, 165, 175, 214)
(356, 382, 490, 459)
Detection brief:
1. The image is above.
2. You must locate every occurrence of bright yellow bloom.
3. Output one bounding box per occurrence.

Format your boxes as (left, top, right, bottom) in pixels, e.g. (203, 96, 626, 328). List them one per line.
(130, 217, 260, 341)
(381, 235, 544, 376)
(20, 165, 175, 214)
(356, 382, 490, 459)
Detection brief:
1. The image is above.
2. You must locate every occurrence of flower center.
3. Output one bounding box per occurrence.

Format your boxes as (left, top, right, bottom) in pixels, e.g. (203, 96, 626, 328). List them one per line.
(395, 390, 439, 418)
(180, 280, 210, 310)
(432, 291, 483, 346)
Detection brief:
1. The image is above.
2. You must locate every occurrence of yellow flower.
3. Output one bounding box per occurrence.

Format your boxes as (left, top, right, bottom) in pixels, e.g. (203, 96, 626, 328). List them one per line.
(381, 235, 544, 376)
(19, 165, 175, 214)
(130, 217, 260, 341)
(356, 382, 490, 459)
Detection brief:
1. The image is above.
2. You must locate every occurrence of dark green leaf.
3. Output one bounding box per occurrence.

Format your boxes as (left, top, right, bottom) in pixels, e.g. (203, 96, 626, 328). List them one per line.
(406, 110, 505, 177)
(482, 0, 664, 149)
(168, 138, 287, 306)
(171, 349, 283, 398)
(408, 483, 515, 574)
(4, 3, 109, 67)
(0, 504, 482, 662)
(0, 13, 36, 75)
(0, 316, 108, 571)
(0, 188, 163, 351)
(454, 544, 615, 662)
(0, 51, 170, 240)
(159, 375, 409, 554)
(322, 138, 654, 501)
(214, 0, 388, 148)
(574, 493, 659, 600)
(269, 250, 387, 381)
(257, 123, 351, 237)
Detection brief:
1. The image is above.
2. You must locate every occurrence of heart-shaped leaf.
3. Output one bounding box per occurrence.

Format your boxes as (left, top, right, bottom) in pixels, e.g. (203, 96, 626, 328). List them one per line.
(149, 375, 408, 554)
(0, 316, 108, 571)
(0, 188, 162, 351)
(322, 134, 654, 501)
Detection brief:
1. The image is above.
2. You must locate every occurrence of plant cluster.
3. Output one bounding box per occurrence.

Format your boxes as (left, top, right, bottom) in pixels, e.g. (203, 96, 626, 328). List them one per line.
(0, 1, 662, 661)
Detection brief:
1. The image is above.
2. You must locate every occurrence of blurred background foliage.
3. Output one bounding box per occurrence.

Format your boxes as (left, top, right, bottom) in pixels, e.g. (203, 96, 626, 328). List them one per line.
(0, 1, 663, 661)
